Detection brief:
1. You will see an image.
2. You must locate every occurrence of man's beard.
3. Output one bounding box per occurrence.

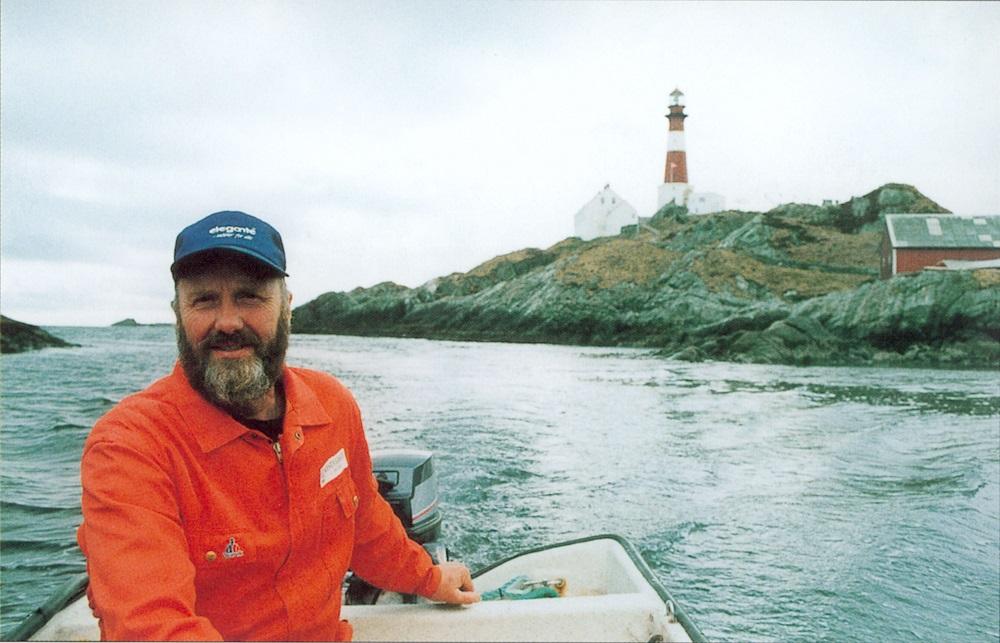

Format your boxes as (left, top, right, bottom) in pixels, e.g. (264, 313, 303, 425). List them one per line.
(176, 305, 290, 417)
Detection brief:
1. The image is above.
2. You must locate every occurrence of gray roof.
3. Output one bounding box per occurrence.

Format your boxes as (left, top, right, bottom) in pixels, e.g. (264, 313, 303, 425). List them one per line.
(885, 214, 1000, 249)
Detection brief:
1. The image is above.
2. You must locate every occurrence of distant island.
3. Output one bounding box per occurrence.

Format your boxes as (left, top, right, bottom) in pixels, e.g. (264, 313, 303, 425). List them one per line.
(111, 319, 173, 327)
(291, 183, 999, 369)
(0, 316, 79, 354)
(111, 318, 141, 327)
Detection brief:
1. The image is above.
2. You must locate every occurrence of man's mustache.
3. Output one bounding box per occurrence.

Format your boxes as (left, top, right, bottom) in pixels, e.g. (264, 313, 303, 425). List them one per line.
(199, 329, 261, 353)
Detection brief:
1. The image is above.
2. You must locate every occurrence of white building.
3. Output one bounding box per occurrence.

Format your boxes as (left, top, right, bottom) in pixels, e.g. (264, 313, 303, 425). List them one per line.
(657, 186, 726, 215)
(574, 185, 639, 241)
(687, 192, 726, 215)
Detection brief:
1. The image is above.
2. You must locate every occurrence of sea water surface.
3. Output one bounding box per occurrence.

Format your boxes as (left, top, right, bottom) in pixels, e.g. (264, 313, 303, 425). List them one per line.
(1, 326, 998, 641)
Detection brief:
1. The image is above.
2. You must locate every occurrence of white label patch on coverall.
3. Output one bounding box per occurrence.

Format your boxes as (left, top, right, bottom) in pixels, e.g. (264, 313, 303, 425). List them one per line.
(320, 449, 348, 487)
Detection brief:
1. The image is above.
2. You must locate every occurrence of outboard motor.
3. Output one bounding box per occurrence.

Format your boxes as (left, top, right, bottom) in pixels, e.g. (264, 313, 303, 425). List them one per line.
(372, 449, 443, 546)
(344, 449, 446, 605)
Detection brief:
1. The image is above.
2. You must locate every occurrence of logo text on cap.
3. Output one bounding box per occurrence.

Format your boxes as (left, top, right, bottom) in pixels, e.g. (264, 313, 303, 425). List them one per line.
(208, 225, 257, 241)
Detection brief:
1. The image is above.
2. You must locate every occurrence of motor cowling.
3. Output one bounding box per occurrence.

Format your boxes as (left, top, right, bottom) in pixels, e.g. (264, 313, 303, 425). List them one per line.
(372, 449, 442, 545)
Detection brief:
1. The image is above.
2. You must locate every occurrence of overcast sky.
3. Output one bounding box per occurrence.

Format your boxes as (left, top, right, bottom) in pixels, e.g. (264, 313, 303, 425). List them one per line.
(3, 1, 998, 326)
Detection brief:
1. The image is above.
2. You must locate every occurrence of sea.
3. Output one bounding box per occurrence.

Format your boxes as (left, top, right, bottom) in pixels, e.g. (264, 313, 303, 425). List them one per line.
(1, 326, 998, 642)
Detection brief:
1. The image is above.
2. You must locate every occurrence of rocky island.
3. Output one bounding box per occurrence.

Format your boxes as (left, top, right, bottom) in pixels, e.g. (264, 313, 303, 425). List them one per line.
(291, 184, 999, 369)
(1, 316, 79, 354)
(111, 319, 173, 328)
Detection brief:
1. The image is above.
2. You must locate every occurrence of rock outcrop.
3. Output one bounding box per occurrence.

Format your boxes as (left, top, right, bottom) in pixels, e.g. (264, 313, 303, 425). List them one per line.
(665, 269, 999, 367)
(0, 316, 79, 354)
(292, 184, 996, 369)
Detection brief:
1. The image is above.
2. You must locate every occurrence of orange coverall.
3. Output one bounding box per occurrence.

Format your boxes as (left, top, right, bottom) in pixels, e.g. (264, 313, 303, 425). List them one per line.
(78, 364, 441, 641)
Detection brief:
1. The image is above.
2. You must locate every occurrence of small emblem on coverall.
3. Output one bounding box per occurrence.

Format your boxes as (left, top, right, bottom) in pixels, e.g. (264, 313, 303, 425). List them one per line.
(223, 537, 245, 559)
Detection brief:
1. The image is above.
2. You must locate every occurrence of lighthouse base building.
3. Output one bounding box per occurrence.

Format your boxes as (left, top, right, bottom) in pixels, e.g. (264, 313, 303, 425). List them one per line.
(656, 181, 726, 215)
(689, 192, 726, 215)
(657, 183, 691, 212)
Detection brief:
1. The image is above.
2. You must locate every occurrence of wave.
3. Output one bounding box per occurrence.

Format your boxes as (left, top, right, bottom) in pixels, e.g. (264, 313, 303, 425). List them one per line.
(50, 422, 88, 433)
(843, 472, 985, 498)
(802, 384, 1000, 416)
(0, 500, 80, 515)
(0, 539, 73, 554)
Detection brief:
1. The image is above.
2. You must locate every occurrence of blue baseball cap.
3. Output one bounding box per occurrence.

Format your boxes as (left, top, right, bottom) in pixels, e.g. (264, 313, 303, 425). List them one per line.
(171, 211, 288, 280)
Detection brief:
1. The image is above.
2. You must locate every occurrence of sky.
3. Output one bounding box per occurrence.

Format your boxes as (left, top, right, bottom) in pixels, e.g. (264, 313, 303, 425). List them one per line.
(2, 1, 998, 326)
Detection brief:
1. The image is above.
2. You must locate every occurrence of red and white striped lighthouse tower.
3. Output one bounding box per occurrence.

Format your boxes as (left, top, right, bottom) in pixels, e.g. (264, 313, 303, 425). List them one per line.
(657, 88, 692, 209)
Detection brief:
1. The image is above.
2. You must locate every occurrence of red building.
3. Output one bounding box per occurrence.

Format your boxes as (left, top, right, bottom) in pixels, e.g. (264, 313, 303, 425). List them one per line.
(882, 214, 1000, 278)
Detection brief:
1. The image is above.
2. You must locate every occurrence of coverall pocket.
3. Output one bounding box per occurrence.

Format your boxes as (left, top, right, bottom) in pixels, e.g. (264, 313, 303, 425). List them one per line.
(321, 473, 359, 556)
(323, 473, 359, 525)
(320, 474, 358, 586)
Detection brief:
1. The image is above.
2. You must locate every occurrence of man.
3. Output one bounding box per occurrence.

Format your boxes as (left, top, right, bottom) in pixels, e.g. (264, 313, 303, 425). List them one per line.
(77, 211, 478, 641)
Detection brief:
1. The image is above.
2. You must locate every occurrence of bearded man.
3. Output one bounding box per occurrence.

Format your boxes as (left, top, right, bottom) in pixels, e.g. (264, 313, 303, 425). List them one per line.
(77, 211, 478, 641)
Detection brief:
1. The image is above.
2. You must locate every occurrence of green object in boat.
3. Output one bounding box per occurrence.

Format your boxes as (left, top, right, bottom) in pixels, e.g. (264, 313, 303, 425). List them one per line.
(480, 575, 564, 601)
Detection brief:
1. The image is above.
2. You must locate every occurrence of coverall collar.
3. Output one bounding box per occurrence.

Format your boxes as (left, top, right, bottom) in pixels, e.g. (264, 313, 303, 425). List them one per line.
(170, 362, 332, 453)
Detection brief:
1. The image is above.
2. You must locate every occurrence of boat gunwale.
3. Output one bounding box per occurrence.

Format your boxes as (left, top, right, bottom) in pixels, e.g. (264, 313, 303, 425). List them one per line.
(4, 571, 89, 641)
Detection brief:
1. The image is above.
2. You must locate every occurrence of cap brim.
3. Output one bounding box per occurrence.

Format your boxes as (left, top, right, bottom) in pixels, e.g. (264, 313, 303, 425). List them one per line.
(171, 247, 288, 280)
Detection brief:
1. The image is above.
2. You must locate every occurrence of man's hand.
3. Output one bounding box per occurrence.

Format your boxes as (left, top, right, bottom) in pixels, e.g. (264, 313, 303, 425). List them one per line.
(429, 561, 480, 604)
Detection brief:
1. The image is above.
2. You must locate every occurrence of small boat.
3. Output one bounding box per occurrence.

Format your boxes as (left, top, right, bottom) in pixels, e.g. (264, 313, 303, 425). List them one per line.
(8, 451, 704, 642)
(14, 535, 702, 642)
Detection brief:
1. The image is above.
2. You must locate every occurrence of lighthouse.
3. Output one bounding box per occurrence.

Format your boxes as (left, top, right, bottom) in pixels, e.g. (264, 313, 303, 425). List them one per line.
(657, 88, 692, 209)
